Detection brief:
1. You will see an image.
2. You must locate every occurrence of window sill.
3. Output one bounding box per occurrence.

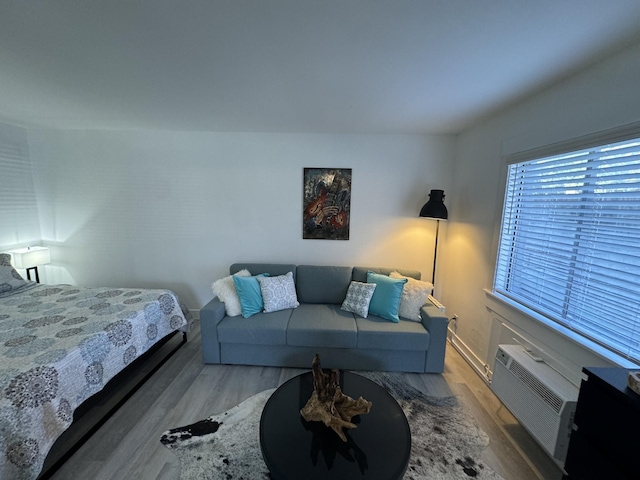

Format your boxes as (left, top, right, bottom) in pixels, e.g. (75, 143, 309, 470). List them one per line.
(484, 289, 640, 370)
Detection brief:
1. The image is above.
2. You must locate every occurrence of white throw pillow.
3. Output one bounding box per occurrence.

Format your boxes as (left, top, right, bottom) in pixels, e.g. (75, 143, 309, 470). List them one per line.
(340, 281, 377, 318)
(257, 271, 300, 313)
(389, 272, 433, 321)
(212, 269, 251, 317)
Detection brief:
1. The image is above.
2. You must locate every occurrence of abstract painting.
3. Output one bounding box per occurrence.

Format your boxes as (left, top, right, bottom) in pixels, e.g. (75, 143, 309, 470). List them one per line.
(303, 168, 351, 240)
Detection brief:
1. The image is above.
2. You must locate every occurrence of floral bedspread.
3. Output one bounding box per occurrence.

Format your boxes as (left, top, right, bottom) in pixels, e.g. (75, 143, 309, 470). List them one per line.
(0, 283, 189, 480)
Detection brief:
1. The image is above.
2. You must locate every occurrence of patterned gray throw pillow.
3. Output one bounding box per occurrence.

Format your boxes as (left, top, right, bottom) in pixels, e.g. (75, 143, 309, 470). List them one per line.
(257, 271, 300, 313)
(0, 253, 31, 294)
(341, 281, 377, 318)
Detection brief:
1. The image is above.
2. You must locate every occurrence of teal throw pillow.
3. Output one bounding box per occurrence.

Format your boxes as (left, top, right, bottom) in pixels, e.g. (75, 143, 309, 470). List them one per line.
(366, 271, 408, 323)
(233, 273, 270, 318)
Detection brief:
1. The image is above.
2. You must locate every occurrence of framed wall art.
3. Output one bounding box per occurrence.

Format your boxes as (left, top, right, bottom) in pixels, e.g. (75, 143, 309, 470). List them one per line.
(303, 168, 351, 240)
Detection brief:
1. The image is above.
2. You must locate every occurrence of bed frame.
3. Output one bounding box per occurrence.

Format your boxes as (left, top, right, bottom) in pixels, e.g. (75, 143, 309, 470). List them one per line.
(37, 329, 188, 479)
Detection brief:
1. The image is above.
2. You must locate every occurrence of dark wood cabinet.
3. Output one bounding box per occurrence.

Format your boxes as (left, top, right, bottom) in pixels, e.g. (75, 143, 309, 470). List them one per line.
(563, 367, 640, 480)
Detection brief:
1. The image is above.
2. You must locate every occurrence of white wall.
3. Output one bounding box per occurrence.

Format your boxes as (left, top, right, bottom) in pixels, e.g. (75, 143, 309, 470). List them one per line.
(443, 42, 640, 384)
(25, 130, 455, 308)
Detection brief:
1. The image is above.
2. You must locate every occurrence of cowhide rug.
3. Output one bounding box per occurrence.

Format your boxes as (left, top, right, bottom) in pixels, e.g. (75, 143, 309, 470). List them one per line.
(160, 372, 504, 480)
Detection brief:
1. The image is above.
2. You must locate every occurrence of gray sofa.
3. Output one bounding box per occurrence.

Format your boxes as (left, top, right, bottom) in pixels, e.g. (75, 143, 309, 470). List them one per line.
(200, 263, 448, 373)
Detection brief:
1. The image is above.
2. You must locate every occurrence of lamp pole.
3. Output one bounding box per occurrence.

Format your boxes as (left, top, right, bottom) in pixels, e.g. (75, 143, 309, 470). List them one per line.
(432, 219, 440, 286)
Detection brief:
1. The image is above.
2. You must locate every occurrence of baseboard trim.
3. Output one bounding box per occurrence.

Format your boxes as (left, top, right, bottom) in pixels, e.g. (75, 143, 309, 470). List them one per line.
(447, 327, 491, 384)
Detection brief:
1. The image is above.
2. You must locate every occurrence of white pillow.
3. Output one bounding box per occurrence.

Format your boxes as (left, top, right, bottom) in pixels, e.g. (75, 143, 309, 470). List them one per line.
(340, 281, 377, 318)
(212, 269, 251, 317)
(389, 272, 433, 321)
(257, 271, 299, 313)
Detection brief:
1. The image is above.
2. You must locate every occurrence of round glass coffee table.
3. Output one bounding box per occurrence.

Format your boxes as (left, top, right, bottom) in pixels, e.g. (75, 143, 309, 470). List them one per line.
(259, 371, 411, 480)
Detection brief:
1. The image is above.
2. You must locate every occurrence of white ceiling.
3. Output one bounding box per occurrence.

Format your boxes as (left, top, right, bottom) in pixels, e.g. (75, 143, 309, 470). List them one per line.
(2, 1, 640, 135)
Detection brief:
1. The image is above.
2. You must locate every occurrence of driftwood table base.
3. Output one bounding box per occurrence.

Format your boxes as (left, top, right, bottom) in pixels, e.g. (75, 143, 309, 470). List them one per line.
(300, 354, 372, 442)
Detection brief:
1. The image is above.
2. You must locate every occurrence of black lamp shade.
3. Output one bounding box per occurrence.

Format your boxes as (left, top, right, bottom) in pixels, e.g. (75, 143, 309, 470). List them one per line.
(419, 189, 448, 220)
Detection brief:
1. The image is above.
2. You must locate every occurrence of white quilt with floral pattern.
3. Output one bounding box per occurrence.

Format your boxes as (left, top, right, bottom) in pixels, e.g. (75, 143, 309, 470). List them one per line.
(0, 283, 188, 480)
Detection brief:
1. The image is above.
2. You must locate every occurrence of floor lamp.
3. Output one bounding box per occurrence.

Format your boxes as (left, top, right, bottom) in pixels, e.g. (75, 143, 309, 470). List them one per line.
(419, 189, 448, 285)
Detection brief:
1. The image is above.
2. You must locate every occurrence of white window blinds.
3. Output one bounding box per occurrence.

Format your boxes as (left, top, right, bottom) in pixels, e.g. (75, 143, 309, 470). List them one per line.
(495, 136, 640, 363)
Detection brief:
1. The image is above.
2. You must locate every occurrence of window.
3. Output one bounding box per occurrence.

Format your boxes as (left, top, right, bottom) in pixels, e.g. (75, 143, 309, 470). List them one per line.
(494, 132, 640, 364)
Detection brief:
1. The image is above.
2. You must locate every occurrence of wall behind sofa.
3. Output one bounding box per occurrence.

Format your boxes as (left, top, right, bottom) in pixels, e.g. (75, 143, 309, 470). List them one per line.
(26, 130, 455, 308)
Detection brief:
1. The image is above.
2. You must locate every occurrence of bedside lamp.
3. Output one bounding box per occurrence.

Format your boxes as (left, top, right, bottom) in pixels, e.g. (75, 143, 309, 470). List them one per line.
(419, 189, 448, 285)
(10, 246, 51, 283)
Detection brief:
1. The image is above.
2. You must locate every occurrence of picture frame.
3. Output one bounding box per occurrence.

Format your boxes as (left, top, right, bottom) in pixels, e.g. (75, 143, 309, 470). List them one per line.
(303, 168, 351, 240)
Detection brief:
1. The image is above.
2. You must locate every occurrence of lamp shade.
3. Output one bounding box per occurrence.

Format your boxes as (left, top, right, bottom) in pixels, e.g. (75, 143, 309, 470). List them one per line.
(419, 189, 448, 220)
(10, 246, 51, 269)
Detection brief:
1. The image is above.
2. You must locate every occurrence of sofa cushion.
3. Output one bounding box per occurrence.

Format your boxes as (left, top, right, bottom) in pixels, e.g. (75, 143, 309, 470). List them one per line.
(296, 265, 352, 304)
(356, 316, 429, 351)
(230, 263, 298, 280)
(217, 309, 291, 346)
(287, 304, 357, 348)
(258, 271, 299, 312)
(352, 266, 421, 282)
(366, 271, 407, 323)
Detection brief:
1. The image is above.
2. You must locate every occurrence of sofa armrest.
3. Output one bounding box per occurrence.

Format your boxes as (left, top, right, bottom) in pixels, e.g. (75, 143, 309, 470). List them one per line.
(420, 304, 449, 373)
(200, 297, 227, 363)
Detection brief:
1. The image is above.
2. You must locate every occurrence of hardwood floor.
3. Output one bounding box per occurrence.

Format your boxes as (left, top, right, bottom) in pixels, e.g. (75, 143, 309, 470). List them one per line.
(50, 320, 564, 480)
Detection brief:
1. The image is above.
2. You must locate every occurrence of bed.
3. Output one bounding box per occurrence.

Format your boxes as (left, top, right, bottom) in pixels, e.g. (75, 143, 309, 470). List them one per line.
(0, 253, 191, 480)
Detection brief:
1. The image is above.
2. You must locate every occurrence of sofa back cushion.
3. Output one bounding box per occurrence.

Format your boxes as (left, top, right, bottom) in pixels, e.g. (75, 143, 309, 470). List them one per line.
(352, 266, 421, 282)
(296, 265, 353, 304)
(230, 263, 297, 281)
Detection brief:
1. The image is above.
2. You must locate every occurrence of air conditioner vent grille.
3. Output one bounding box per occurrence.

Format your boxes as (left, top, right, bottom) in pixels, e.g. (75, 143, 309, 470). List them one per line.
(509, 359, 563, 413)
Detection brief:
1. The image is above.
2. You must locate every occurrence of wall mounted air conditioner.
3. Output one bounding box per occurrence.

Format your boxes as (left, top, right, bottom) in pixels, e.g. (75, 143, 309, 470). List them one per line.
(491, 344, 578, 465)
